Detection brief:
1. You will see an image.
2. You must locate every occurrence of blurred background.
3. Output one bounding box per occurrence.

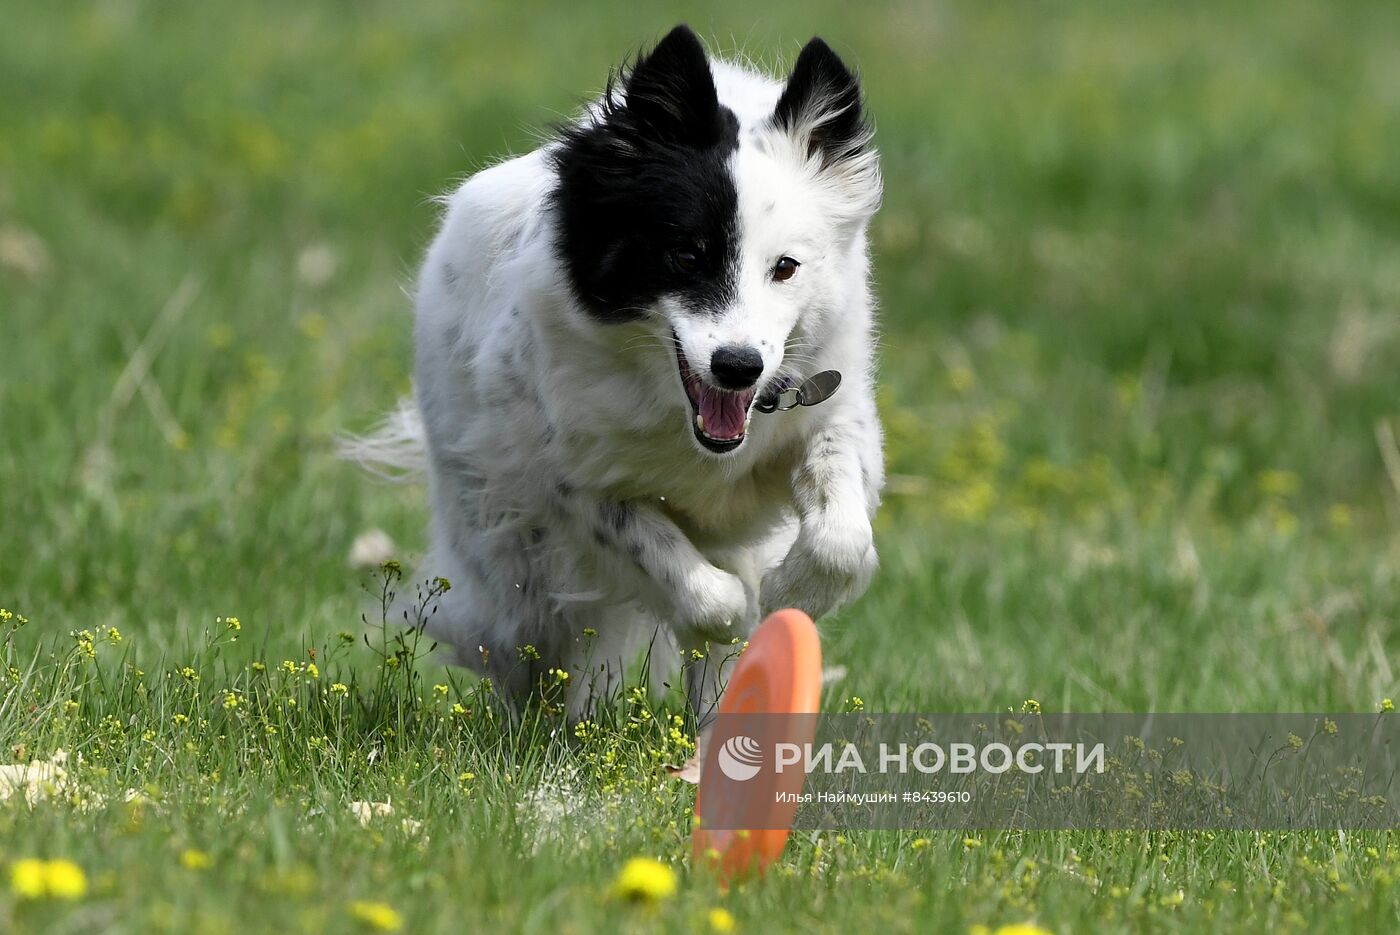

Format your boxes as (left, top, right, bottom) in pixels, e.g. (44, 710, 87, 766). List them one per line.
(3, 0, 1399, 709)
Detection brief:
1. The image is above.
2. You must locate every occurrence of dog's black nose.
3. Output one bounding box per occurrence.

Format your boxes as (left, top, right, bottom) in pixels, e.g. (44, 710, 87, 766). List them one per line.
(710, 345, 764, 390)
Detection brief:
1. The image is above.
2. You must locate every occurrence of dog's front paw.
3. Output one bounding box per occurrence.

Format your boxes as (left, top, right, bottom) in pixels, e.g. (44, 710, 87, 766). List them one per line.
(762, 515, 877, 620)
(674, 563, 754, 643)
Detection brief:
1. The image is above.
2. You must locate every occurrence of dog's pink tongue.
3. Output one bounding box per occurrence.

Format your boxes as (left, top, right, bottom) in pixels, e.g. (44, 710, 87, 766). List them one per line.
(698, 386, 751, 439)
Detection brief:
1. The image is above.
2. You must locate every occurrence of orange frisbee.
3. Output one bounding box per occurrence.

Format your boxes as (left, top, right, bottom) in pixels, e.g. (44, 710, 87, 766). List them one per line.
(693, 609, 822, 881)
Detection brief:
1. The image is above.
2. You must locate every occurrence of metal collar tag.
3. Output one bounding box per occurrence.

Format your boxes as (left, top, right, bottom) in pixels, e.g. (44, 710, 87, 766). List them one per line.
(754, 370, 842, 413)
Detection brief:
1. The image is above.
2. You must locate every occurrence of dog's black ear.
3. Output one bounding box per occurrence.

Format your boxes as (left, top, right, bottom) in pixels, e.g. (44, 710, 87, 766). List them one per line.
(773, 38, 870, 168)
(620, 24, 726, 147)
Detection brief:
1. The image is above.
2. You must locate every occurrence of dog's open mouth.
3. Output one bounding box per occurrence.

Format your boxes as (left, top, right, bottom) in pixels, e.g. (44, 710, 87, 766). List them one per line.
(676, 345, 755, 454)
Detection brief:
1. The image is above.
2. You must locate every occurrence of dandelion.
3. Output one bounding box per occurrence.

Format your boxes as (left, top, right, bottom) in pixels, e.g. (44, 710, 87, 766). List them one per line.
(349, 899, 403, 932)
(181, 849, 211, 870)
(9, 859, 46, 900)
(10, 858, 87, 900)
(707, 907, 736, 932)
(610, 857, 677, 903)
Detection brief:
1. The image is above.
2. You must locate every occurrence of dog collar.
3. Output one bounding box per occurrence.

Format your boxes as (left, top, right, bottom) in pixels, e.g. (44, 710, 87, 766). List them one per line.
(754, 370, 842, 413)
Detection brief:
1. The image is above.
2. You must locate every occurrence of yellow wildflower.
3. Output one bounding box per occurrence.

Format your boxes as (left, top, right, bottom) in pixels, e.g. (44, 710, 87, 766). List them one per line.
(349, 900, 403, 932)
(10, 859, 87, 900)
(610, 857, 677, 903)
(9, 859, 46, 899)
(181, 849, 211, 870)
(989, 925, 1053, 935)
(1257, 469, 1300, 498)
(708, 907, 736, 932)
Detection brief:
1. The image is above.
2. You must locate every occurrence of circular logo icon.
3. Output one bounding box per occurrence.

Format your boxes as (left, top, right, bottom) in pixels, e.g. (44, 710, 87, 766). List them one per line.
(717, 734, 763, 781)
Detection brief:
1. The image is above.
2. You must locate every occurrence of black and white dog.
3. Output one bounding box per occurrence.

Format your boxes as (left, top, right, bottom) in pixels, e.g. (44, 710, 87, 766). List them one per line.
(353, 25, 884, 719)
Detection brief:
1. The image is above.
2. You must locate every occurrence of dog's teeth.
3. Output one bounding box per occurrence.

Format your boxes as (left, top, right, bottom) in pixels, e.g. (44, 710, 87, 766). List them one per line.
(695, 414, 705, 431)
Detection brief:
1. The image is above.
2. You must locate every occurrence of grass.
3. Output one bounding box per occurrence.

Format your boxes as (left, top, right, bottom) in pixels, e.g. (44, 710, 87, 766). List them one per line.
(3, 0, 1400, 931)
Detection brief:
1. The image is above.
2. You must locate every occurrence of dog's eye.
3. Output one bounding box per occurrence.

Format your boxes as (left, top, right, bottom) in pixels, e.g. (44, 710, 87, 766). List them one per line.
(772, 256, 800, 282)
(671, 249, 700, 274)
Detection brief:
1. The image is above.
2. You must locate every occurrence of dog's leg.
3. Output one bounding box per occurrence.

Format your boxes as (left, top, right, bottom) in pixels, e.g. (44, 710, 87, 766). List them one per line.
(555, 609, 650, 719)
(547, 487, 764, 721)
(549, 487, 757, 643)
(676, 544, 763, 724)
(761, 399, 883, 620)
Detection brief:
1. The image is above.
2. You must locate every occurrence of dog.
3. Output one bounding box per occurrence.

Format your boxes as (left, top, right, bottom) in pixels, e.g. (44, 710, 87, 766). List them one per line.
(349, 25, 884, 721)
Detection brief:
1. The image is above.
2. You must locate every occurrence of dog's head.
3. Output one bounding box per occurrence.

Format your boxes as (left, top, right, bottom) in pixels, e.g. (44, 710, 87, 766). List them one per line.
(552, 25, 881, 456)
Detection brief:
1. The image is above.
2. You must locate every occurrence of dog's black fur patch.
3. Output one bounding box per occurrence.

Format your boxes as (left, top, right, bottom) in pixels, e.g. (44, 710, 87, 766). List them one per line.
(551, 25, 740, 323)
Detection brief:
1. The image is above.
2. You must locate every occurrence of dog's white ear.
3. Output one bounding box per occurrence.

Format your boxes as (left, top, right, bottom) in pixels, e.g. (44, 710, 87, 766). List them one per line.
(773, 38, 873, 170)
(620, 25, 726, 148)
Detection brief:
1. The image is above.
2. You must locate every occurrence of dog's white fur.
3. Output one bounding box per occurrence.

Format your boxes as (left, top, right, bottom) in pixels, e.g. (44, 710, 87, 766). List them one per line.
(352, 53, 883, 719)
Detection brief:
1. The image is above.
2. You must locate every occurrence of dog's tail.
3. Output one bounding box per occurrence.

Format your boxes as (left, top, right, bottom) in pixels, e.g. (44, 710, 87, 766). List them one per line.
(337, 396, 427, 482)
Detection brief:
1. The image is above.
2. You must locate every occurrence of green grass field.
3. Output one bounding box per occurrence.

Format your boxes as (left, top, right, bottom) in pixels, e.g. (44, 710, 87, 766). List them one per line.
(4, 1, 1400, 931)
